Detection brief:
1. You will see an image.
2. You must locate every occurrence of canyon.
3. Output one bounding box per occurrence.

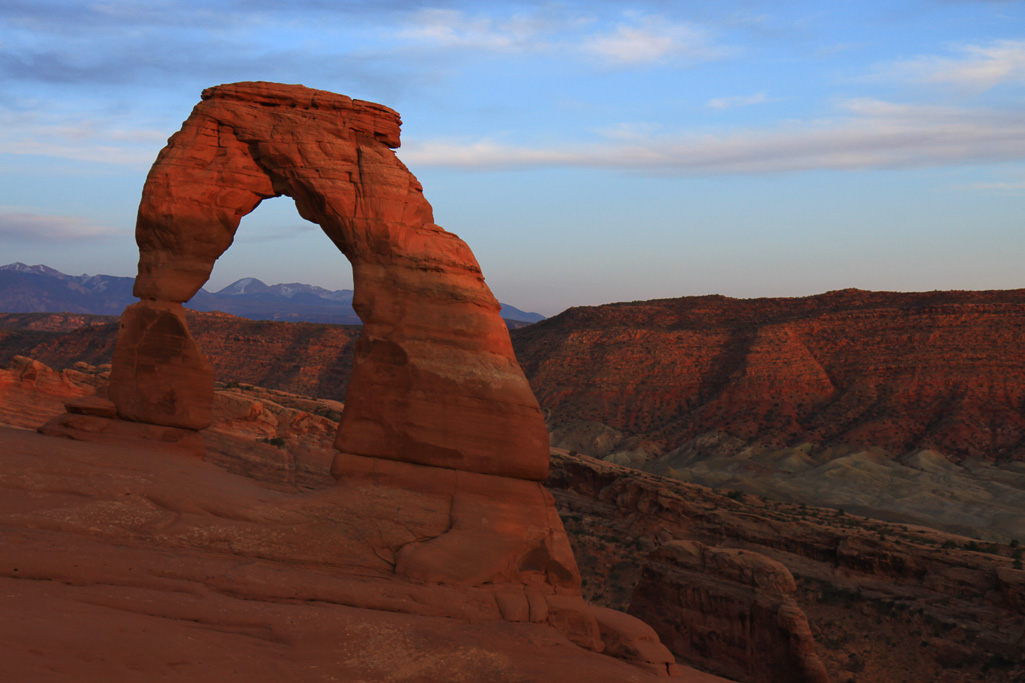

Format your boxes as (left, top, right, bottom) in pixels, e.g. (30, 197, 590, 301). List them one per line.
(3, 80, 1025, 682)
(7, 286, 1025, 541)
(4, 356, 1023, 681)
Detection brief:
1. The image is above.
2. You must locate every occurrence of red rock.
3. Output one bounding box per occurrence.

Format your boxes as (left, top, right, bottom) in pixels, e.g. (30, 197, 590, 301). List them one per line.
(0, 426, 722, 682)
(65, 396, 117, 418)
(593, 605, 679, 676)
(40, 412, 206, 459)
(630, 541, 829, 683)
(511, 288, 1025, 463)
(96, 81, 549, 480)
(0, 356, 100, 429)
(11, 84, 687, 679)
(546, 450, 1025, 683)
(108, 300, 214, 430)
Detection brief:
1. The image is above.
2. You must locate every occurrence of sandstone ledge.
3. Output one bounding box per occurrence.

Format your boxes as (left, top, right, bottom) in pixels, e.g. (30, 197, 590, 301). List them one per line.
(0, 427, 713, 681)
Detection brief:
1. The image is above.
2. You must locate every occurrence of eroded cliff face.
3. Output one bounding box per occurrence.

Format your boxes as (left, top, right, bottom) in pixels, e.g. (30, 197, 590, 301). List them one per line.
(511, 289, 1025, 463)
(546, 451, 1025, 683)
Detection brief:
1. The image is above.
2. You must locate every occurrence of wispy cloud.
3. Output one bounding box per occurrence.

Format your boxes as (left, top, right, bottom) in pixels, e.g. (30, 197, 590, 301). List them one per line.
(397, 8, 730, 67)
(402, 99, 1025, 174)
(880, 39, 1025, 91)
(579, 16, 728, 66)
(0, 108, 165, 166)
(707, 92, 771, 109)
(0, 208, 125, 240)
(954, 179, 1025, 194)
(398, 8, 561, 52)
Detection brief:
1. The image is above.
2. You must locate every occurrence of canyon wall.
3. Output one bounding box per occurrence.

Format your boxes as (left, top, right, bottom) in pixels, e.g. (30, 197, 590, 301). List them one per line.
(511, 288, 1025, 463)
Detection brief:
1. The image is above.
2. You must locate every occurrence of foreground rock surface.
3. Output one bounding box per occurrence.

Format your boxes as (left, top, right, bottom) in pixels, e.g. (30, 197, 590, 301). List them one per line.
(0, 426, 708, 681)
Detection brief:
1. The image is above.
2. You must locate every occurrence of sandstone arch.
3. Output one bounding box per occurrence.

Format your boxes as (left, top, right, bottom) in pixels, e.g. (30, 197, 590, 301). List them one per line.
(107, 82, 549, 480)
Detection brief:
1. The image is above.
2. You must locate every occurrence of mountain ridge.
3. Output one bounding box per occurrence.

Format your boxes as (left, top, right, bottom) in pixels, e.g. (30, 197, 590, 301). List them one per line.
(0, 263, 545, 326)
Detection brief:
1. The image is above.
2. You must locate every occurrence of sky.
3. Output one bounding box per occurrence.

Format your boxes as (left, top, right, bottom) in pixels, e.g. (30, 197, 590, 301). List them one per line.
(1, 0, 1024, 316)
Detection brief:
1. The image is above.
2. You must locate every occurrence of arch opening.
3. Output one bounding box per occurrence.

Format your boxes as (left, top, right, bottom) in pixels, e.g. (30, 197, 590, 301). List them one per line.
(183, 196, 360, 408)
(105, 81, 550, 482)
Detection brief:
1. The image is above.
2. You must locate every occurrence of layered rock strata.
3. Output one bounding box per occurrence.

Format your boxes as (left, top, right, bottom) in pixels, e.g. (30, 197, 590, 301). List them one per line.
(512, 289, 1025, 463)
(546, 451, 1025, 683)
(102, 81, 547, 480)
(631, 541, 829, 683)
(30, 83, 679, 677)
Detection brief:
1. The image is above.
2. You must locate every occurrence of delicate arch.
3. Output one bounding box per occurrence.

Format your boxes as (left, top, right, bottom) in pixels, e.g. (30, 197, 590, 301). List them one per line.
(108, 82, 549, 481)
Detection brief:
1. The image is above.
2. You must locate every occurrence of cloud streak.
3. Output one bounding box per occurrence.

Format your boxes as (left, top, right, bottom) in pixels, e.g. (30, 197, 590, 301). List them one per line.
(580, 16, 728, 66)
(402, 99, 1025, 174)
(880, 39, 1025, 91)
(0, 108, 166, 166)
(0, 209, 125, 241)
(707, 92, 771, 109)
(397, 8, 730, 66)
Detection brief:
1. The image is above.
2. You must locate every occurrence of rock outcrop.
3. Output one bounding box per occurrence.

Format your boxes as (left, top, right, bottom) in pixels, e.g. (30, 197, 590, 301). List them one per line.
(102, 80, 547, 480)
(0, 356, 104, 429)
(27, 83, 682, 678)
(546, 450, 1025, 683)
(631, 541, 829, 683)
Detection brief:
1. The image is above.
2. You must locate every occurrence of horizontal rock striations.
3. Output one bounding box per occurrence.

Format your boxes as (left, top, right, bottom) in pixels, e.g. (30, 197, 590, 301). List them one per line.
(511, 288, 1025, 463)
(546, 451, 1025, 683)
(110, 80, 548, 480)
(22, 84, 683, 678)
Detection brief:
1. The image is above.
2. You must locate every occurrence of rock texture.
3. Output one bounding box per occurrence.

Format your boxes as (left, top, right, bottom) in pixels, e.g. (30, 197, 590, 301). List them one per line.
(631, 541, 829, 683)
(17, 84, 686, 679)
(546, 451, 1025, 683)
(0, 426, 717, 682)
(511, 288, 1025, 464)
(109, 81, 547, 480)
(0, 356, 105, 429)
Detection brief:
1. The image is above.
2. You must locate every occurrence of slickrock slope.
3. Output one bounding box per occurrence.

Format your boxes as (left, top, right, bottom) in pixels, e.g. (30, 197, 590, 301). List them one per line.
(511, 289, 1025, 464)
(9, 83, 688, 681)
(1, 426, 726, 682)
(546, 451, 1025, 683)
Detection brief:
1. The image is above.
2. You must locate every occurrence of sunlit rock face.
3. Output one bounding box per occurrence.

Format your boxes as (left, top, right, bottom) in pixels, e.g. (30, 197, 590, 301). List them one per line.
(111, 81, 549, 481)
(31, 85, 688, 677)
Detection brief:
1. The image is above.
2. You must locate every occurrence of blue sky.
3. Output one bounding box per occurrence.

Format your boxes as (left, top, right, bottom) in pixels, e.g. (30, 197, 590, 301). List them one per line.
(1, 0, 1023, 315)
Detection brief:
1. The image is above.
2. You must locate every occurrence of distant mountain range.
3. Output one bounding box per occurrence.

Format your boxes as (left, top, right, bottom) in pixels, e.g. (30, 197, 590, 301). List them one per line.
(0, 263, 545, 327)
